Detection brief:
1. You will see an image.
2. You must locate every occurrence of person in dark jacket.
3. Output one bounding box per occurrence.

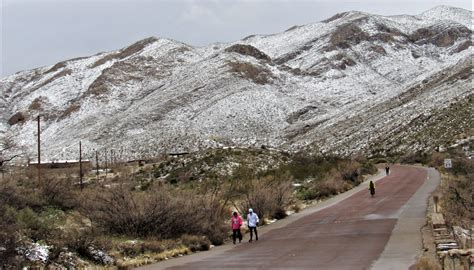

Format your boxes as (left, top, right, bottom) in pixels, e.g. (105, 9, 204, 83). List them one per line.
(369, 180, 375, 197)
(385, 164, 390, 175)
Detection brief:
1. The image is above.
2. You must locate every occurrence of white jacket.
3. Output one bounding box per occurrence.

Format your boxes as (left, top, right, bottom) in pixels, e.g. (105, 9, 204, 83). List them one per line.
(247, 212, 259, 227)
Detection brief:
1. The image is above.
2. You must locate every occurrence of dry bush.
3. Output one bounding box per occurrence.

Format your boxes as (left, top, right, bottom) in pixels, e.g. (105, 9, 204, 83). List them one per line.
(428, 152, 445, 167)
(412, 256, 441, 270)
(0, 179, 45, 211)
(336, 161, 362, 183)
(314, 176, 351, 198)
(442, 175, 473, 227)
(0, 205, 22, 268)
(180, 235, 211, 252)
(236, 173, 294, 221)
(40, 177, 78, 210)
(83, 184, 227, 244)
(49, 227, 110, 263)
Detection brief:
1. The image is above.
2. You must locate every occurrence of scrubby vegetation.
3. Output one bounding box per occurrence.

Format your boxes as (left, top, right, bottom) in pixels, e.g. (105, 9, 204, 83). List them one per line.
(0, 148, 377, 268)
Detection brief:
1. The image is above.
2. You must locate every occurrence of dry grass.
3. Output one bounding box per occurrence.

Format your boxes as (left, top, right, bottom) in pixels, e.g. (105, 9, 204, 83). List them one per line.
(412, 256, 441, 270)
(90, 37, 157, 68)
(7, 112, 27, 126)
(409, 25, 470, 47)
(329, 23, 369, 49)
(228, 61, 273, 85)
(225, 44, 271, 61)
(59, 102, 81, 120)
(35, 69, 72, 89)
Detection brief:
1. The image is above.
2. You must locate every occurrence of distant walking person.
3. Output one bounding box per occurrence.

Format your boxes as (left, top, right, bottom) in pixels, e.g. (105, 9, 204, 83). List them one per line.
(385, 164, 390, 175)
(247, 208, 259, 242)
(369, 181, 375, 197)
(231, 211, 243, 244)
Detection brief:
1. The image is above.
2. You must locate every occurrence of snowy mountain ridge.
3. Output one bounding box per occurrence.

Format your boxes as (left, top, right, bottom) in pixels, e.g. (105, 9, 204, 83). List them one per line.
(1, 6, 472, 161)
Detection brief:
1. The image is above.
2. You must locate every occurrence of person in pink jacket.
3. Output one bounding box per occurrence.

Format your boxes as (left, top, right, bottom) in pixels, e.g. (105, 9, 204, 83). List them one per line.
(231, 211, 243, 244)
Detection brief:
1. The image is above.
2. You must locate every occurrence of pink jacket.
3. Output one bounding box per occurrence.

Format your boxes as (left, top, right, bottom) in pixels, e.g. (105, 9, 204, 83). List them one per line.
(231, 215, 243, 230)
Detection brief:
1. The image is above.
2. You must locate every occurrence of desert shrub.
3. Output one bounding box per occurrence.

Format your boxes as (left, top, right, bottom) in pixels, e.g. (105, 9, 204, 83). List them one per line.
(180, 235, 211, 252)
(40, 177, 78, 210)
(412, 256, 441, 270)
(315, 177, 350, 198)
(427, 152, 445, 168)
(117, 242, 144, 257)
(141, 240, 165, 254)
(84, 185, 227, 243)
(296, 186, 319, 201)
(400, 151, 431, 164)
(282, 153, 330, 181)
(12, 207, 63, 242)
(0, 205, 22, 268)
(336, 162, 361, 183)
(441, 174, 473, 227)
(359, 160, 377, 175)
(451, 158, 474, 176)
(297, 167, 356, 201)
(0, 180, 45, 211)
(236, 172, 294, 221)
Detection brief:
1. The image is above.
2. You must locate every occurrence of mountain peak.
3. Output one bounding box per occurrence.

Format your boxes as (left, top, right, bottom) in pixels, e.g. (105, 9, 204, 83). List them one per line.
(1, 7, 472, 160)
(419, 5, 472, 27)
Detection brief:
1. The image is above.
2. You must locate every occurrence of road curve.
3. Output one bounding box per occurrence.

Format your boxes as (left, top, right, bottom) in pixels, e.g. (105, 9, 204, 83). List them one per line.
(140, 165, 439, 270)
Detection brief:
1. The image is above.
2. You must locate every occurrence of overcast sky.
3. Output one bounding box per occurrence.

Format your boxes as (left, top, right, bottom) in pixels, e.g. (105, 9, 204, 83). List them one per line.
(0, 0, 471, 78)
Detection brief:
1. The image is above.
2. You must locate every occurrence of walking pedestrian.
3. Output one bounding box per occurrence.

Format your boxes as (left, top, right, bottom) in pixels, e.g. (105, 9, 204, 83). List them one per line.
(369, 180, 375, 197)
(385, 164, 390, 175)
(231, 211, 243, 244)
(247, 208, 259, 242)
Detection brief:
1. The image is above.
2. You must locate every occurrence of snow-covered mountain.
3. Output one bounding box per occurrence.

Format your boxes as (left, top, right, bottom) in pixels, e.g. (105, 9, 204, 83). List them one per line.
(1, 6, 472, 160)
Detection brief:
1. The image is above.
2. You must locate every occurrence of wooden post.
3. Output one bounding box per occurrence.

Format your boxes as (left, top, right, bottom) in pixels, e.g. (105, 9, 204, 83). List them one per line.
(37, 115, 41, 187)
(79, 141, 83, 191)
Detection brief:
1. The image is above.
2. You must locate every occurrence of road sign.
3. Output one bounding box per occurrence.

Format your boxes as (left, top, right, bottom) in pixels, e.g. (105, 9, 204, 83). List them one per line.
(444, 159, 452, 169)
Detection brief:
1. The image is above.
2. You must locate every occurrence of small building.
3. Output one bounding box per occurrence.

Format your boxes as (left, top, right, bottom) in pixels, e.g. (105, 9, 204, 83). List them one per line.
(28, 160, 92, 171)
(126, 159, 147, 167)
(168, 152, 189, 158)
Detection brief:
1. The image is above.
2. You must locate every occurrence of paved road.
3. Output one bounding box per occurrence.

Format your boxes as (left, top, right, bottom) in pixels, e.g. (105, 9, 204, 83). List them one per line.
(140, 165, 439, 270)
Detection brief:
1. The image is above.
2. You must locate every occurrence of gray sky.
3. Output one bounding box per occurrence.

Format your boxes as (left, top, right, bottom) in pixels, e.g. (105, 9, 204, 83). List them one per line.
(1, 0, 471, 78)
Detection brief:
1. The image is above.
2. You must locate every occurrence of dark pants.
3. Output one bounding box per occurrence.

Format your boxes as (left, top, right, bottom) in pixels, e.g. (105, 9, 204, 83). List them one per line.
(249, 226, 258, 241)
(370, 187, 375, 196)
(232, 229, 242, 243)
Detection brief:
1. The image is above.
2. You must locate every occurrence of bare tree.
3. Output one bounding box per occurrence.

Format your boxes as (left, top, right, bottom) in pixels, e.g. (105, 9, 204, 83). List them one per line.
(0, 134, 23, 176)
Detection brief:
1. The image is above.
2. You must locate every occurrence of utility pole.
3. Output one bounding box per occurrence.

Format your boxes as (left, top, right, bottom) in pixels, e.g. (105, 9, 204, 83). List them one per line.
(104, 148, 108, 178)
(95, 150, 99, 180)
(79, 141, 83, 191)
(37, 115, 41, 187)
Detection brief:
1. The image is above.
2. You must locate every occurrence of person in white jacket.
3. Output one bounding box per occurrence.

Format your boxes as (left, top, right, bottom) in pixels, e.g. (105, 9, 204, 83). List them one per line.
(247, 208, 259, 242)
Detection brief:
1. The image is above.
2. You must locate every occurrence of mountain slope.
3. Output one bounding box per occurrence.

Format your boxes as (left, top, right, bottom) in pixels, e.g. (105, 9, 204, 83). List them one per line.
(1, 6, 472, 160)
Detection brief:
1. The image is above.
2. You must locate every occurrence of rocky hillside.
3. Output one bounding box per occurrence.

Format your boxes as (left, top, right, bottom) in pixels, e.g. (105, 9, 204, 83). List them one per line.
(1, 6, 472, 161)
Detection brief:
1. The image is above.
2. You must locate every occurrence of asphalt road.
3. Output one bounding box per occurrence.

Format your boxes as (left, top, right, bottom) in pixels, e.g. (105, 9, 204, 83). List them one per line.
(140, 165, 439, 270)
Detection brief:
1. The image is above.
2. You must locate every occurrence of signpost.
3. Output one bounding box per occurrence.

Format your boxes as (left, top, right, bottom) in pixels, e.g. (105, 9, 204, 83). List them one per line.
(444, 159, 452, 169)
